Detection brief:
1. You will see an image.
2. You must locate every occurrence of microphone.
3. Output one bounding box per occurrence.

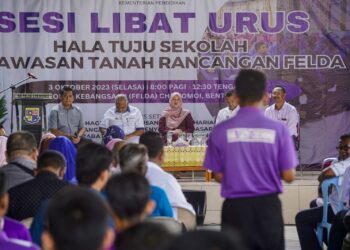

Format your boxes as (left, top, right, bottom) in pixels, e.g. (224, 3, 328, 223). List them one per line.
(27, 73, 37, 79)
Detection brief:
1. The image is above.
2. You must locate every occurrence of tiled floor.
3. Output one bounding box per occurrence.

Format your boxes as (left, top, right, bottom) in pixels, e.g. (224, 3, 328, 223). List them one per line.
(200, 225, 301, 250)
(179, 171, 319, 250)
(285, 226, 301, 250)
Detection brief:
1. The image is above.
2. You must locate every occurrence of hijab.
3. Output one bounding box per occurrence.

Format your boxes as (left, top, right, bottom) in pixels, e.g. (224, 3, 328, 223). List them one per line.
(161, 92, 190, 129)
(48, 136, 77, 183)
(103, 125, 126, 145)
(106, 138, 124, 151)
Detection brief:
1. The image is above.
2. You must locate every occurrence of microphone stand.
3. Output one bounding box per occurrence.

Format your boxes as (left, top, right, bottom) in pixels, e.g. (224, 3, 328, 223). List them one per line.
(0, 75, 32, 133)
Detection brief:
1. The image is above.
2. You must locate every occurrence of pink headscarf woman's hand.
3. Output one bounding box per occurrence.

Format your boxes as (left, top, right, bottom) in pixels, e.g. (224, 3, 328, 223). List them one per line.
(173, 129, 183, 135)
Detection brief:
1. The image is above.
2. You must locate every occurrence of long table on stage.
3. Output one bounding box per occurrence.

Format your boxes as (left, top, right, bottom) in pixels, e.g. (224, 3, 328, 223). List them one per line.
(162, 146, 211, 181)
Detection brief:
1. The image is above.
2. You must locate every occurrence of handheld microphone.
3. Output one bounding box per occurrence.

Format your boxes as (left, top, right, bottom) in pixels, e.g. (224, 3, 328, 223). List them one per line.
(27, 73, 38, 79)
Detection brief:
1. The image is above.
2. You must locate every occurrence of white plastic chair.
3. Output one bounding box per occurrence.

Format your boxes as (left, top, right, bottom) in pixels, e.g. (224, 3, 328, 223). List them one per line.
(146, 216, 184, 234)
(175, 206, 197, 231)
(21, 217, 34, 229)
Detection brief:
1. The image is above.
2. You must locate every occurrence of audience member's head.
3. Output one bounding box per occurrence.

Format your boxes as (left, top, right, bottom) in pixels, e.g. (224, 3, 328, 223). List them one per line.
(235, 69, 267, 106)
(48, 136, 76, 182)
(0, 170, 9, 217)
(38, 133, 56, 155)
(107, 139, 125, 173)
(162, 230, 245, 250)
(37, 150, 66, 179)
(119, 143, 148, 175)
(76, 142, 112, 190)
(103, 126, 125, 145)
(139, 131, 164, 163)
(106, 172, 155, 230)
(106, 138, 124, 151)
(42, 186, 114, 250)
(115, 221, 174, 250)
(6, 131, 37, 161)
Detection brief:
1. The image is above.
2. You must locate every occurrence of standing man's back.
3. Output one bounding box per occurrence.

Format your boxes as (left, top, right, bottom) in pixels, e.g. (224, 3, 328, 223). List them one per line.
(204, 69, 297, 250)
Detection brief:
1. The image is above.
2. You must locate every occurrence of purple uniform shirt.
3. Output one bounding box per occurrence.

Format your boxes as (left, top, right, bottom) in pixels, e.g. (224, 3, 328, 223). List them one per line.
(0, 232, 39, 250)
(204, 107, 297, 199)
(3, 217, 32, 242)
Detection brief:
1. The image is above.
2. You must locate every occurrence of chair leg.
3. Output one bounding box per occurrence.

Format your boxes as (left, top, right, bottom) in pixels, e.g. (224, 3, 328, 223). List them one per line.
(315, 226, 324, 249)
(298, 150, 303, 177)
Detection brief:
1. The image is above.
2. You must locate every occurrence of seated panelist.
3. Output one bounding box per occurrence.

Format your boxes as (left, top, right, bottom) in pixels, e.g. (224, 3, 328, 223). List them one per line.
(99, 94, 145, 143)
(158, 92, 194, 143)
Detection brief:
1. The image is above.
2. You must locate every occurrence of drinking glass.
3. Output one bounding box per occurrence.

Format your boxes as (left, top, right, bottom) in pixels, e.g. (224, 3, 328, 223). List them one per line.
(187, 133, 193, 145)
(167, 131, 173, 146)
(181, 132, 186, 142)
(197, 133, 203, 146)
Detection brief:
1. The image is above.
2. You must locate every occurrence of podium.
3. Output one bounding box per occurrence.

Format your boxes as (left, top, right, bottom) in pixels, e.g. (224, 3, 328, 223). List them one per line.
(13, 93, 53, 145)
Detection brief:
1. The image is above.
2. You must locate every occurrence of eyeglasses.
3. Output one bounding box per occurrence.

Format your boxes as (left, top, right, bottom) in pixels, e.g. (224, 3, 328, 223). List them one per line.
(336, 145, 350, 150)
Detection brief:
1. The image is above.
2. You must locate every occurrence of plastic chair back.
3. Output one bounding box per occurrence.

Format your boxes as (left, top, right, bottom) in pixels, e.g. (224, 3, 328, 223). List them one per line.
(175, 206, 196, 230)
(146, 216, 184, 234)
(315, 177, 344, 248)
(21, 217, 34, 229)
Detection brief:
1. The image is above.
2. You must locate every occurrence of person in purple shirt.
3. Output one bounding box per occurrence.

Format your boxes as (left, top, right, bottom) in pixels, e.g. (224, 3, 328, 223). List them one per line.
(0, 170, 40, 250)
(203, 69, 297, 250)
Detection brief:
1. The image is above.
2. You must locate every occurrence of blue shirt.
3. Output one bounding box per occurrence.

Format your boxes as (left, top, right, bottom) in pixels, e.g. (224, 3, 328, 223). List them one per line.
(150, 186, 174, 218)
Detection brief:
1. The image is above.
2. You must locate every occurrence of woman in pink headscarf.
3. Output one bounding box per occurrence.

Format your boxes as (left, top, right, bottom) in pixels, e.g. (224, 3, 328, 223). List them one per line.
(158, 92, 195, 143)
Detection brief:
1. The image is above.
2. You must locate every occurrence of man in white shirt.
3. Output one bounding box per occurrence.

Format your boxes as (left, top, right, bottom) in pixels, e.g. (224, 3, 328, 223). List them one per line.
(99, 94, 145, 143)
(139, 131, 195, 217)
(265, 85, 299, 138)
(215, 90, 240, 124)
(295, 133, 350, 250)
